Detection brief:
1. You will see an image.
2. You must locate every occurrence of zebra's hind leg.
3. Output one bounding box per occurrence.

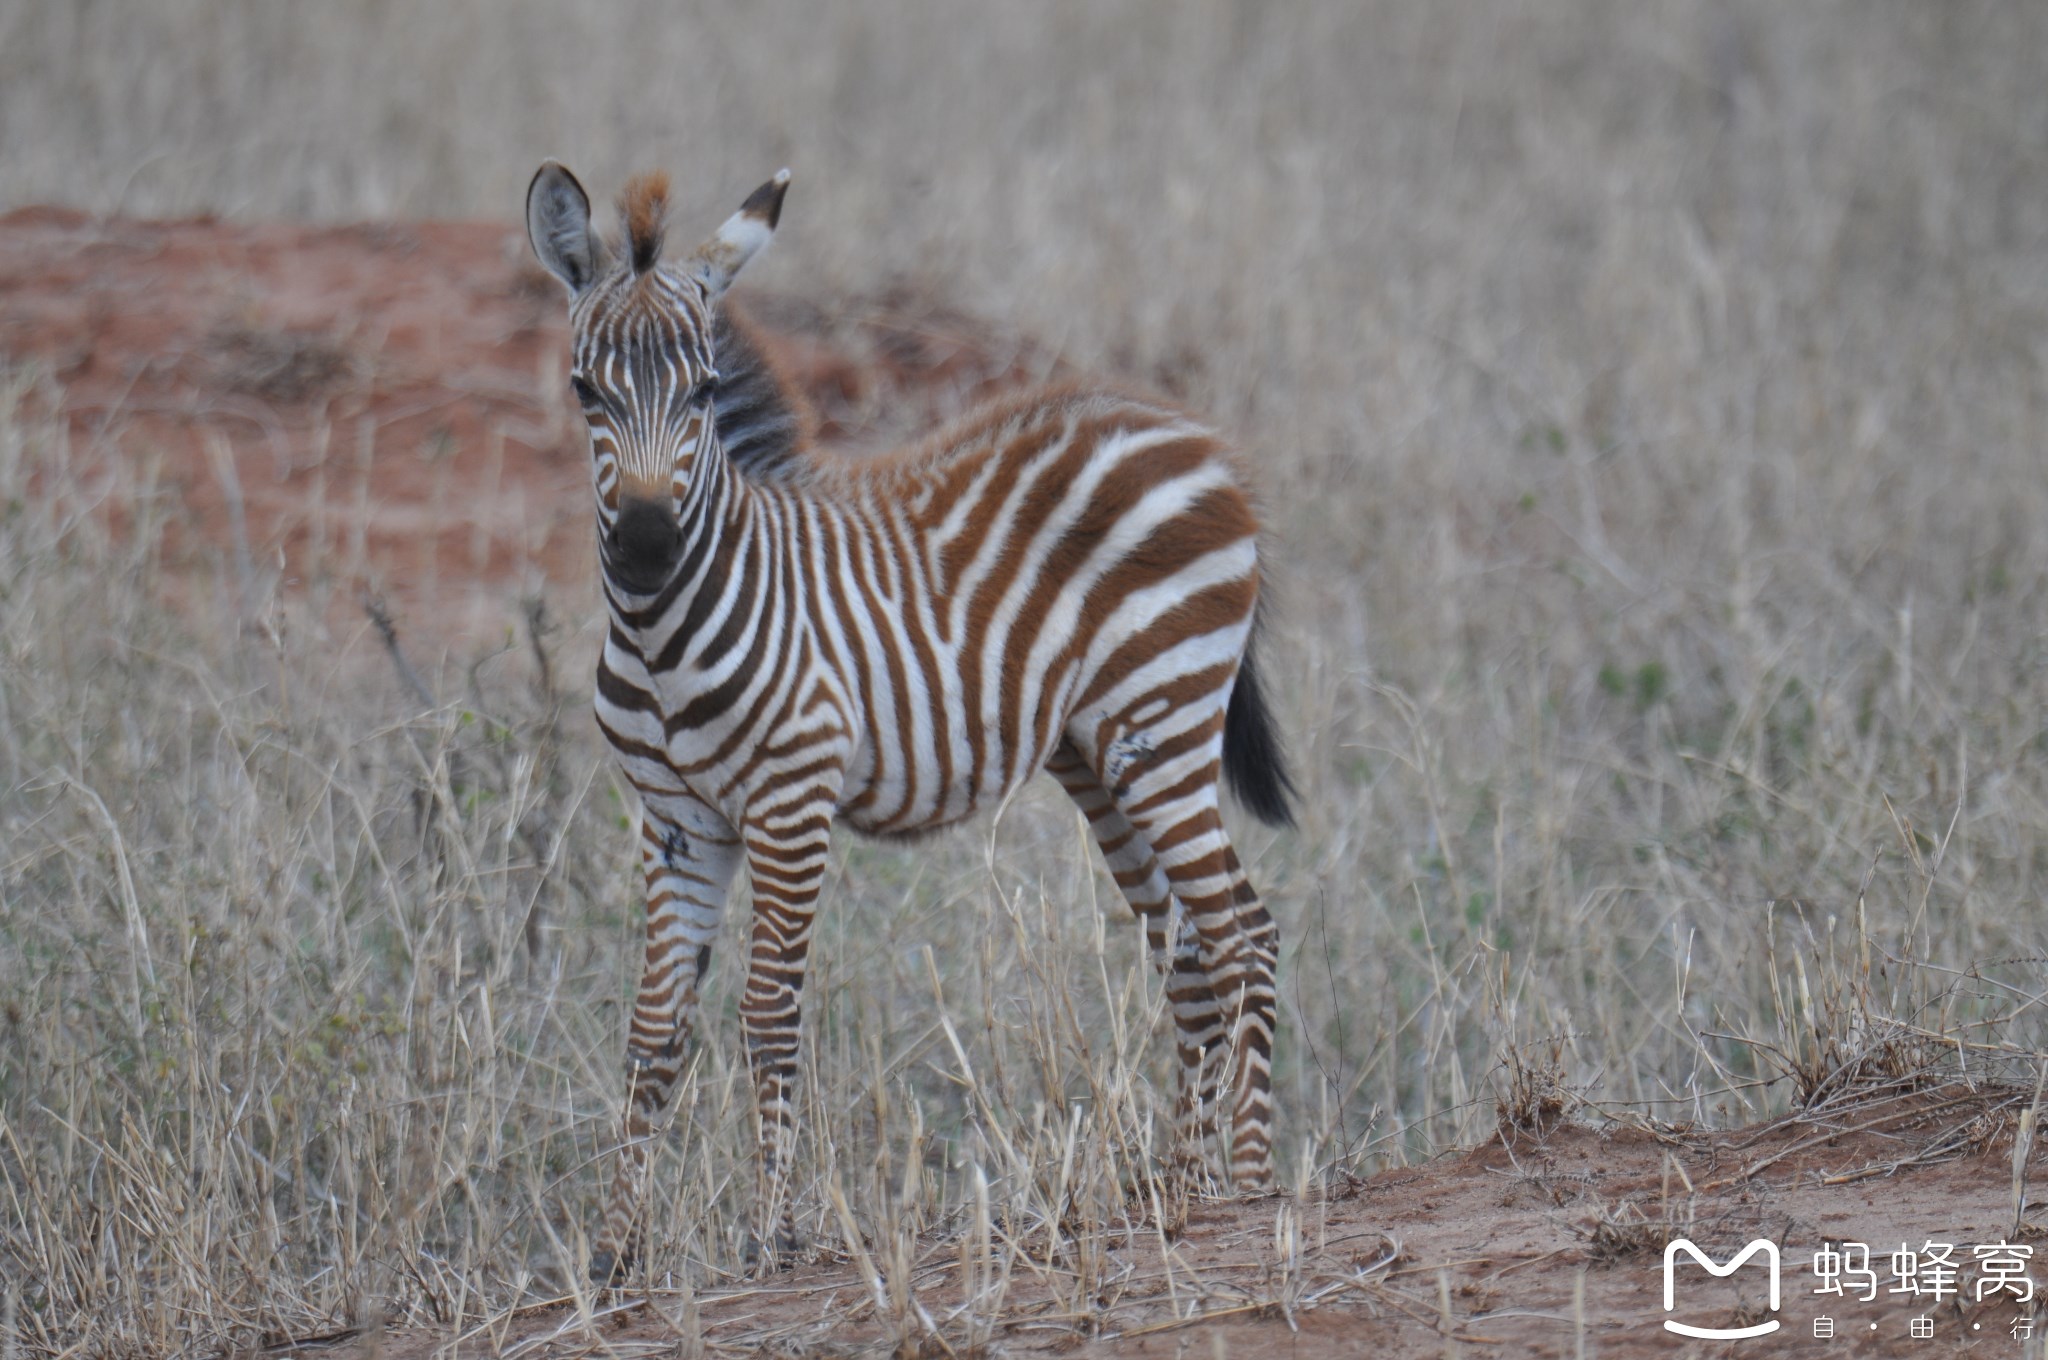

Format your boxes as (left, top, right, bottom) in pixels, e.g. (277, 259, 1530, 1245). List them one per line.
(592, 793, 744, 1286)
(1089, 719, 1279, 1191)
(1046, 742, 1228, 1186)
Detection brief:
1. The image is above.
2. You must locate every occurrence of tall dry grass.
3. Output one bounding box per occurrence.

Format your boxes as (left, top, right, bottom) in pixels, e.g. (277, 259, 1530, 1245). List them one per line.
(4, 1, 2048, 1353)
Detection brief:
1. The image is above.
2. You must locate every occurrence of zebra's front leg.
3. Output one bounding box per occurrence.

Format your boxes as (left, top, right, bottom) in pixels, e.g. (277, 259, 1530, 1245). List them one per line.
(591, 793, 743, 1286)
(737, 787, 838, 1271)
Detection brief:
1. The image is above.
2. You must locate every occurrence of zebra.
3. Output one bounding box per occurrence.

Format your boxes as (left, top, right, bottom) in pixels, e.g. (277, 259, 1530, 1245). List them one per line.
(524, 162, 1296, 1281)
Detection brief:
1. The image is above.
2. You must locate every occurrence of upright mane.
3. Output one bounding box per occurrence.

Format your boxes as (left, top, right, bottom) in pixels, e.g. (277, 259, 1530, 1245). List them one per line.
(710, 300, 815, 483)
(618, 171, 670, 275)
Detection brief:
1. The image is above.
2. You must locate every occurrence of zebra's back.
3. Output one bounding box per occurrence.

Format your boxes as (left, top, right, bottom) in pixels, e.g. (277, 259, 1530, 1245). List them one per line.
(814, 388, 1263, 835)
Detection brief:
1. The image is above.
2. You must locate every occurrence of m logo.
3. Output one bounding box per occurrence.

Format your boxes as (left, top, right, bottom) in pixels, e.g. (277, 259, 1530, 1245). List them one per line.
(1663, 1238, 1782, 1339)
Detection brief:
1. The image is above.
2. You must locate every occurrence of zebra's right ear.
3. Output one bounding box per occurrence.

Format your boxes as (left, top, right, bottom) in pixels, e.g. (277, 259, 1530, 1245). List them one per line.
(683, 170, 790, 300)
(527, 161, 608, 296)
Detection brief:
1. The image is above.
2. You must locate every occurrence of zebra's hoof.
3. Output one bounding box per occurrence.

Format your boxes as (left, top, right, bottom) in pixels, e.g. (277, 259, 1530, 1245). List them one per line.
(741, 1227, 806, 1275)
(1164, 1151, 1223, 1196)
(588, 1248, 630, 1288)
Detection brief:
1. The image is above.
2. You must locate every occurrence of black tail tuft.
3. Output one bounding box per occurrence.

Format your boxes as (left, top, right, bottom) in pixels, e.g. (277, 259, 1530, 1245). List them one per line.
(1223, 623, 1297, 828)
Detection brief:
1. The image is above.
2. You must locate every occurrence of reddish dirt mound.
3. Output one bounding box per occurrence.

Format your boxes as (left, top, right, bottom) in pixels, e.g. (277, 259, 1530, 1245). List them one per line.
(0, 207, 1049, 639)
(362, 1087, 2031, 1359)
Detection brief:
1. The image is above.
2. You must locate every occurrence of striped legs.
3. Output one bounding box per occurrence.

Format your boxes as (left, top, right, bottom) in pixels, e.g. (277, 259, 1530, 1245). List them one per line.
(738, 783, 839, 1269)
(1205, 834, 1280, 1187)
(1046, 744, 1229, 1183)
(1082, 713, 1279, 1190)
(592, 793, 744, 1284)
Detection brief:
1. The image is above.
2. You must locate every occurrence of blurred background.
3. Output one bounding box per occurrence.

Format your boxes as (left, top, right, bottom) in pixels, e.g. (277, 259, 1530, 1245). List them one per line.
(8, 1, 2046, 668)
(4, 1, 2048, 1350)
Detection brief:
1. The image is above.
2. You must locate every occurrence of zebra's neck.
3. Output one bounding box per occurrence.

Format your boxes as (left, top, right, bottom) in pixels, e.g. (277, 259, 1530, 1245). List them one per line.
(710, 303, 813, 482)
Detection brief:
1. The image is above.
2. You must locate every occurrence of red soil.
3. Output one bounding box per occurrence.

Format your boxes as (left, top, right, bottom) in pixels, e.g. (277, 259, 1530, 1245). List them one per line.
(372, 1088, 2037, 1358)
(0, 206, 1047, 642)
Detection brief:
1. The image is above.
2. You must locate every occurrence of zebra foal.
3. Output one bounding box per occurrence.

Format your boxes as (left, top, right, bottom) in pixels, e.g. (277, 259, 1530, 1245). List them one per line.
(525, 161, 1295, 1281)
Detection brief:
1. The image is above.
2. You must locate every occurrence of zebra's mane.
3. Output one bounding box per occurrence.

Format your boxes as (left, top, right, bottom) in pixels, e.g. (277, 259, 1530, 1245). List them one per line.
(710, 302, 815, 483)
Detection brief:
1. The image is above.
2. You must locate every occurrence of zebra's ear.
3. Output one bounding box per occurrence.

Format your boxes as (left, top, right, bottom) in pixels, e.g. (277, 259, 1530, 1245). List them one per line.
(683, 170, 790, 300)
(527, 161, 608, 295)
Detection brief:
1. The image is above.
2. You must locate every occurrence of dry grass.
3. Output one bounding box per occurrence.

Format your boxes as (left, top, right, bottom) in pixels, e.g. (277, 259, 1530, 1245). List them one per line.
(4, 1, 2048, 1354)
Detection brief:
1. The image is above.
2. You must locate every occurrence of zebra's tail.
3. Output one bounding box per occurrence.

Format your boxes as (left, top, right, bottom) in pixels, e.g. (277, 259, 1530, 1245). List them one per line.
(1223, 615, 1297, 828)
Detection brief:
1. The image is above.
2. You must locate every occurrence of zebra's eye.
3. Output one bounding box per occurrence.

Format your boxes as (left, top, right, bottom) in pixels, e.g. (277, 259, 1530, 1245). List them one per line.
(686, 375, 716, 409)
(570, 374, 601, 407)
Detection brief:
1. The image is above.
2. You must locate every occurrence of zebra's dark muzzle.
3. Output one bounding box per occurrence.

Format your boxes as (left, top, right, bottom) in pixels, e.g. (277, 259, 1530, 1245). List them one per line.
(606, 497, 683, 594)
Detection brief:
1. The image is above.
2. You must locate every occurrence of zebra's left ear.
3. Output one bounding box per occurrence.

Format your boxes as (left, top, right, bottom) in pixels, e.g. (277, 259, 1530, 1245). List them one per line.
(527, 161, 609, 295)
(683, 170, 790, 299)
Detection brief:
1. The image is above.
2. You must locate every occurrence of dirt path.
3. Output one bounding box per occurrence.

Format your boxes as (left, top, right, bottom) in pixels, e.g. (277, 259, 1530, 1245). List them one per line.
(357, 1087, 2038, 1358)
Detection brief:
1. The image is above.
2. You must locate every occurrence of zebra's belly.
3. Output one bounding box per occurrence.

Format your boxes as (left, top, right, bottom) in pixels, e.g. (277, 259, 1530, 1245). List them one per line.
(832, 710, 1060, 839)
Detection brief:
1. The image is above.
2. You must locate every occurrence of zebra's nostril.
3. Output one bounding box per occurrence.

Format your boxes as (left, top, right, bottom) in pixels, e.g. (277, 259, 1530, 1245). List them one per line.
(608, 498, 682, 591)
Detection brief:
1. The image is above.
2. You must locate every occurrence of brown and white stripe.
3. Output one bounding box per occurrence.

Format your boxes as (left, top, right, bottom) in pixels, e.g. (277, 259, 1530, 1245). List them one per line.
(526, 161, 1295, 1281)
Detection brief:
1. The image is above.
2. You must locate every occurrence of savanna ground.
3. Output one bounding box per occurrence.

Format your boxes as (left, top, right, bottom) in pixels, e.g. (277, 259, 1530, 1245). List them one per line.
(4, 3, 2048, 1355)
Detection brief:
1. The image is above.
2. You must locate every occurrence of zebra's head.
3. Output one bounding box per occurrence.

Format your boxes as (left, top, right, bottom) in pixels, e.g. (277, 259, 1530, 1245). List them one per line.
(526, 161, 789, 594)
